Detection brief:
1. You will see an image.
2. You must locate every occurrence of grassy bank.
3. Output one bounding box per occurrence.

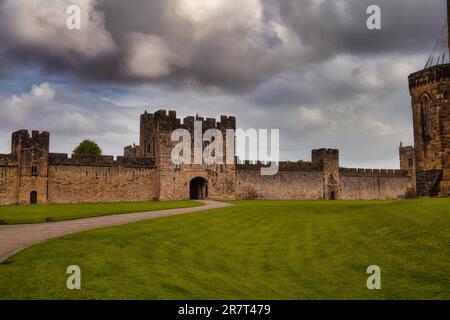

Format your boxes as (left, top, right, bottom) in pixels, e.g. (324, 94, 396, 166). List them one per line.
(0, 199, 449, 299)
(0, 201, 202, 224)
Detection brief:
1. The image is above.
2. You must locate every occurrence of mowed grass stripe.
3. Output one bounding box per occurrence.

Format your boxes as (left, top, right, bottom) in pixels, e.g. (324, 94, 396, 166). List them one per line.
(0, 201, 201, 224)
(0, 199, 449, 299)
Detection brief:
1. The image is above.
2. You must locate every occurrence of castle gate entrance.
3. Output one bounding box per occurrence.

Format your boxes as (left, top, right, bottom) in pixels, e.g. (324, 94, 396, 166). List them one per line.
(30, 191, 37, 205)
(190, 177, 208, 200)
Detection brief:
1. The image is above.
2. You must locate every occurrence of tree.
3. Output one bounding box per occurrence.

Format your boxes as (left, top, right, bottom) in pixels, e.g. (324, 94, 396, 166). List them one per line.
(73, 140, 102, 156)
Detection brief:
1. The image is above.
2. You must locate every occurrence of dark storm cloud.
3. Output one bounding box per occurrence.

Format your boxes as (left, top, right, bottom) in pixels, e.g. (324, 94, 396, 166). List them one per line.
(0, 0, 445, 91)
(277, 0, 445, 59)
(0, 0, 288, 91)
(0, 0, 445, 168)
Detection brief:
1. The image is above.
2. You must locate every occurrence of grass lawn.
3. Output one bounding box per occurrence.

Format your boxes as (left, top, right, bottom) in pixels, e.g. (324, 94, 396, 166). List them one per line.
(0, 201, 202, 224)
(0, 199, 449, 299)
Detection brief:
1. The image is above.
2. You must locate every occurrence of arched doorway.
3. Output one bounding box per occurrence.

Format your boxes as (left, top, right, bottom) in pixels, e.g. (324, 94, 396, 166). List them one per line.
(30, 191, 38, 205)
(330, 191, 336, 200)
(189, 177, 208, 200)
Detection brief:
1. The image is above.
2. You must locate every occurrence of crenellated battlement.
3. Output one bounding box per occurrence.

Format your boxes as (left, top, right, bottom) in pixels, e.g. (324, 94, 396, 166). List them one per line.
(399, 145, 414, 152)
(312, 148, 339, 155)
(340, 167, 408, 177)
(11, 129, 49, 156)
(311, 148, 339, 165)
(311, 148, 339, 169)
(237, 160, 321, 172)
(408, 64, 450, 92)
(0, 154, 16, 167)
(124, 144, 141, 158)
(49, 153, 155, 168)
(141, 109, 236, 132)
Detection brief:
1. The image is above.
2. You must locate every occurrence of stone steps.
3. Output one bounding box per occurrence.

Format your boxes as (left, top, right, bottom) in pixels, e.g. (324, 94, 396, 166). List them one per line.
(416, 170, 443, 197)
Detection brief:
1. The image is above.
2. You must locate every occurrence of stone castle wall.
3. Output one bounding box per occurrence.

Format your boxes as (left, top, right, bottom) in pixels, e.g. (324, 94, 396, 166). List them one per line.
(0, 129, 160, 205)
(234, 162, 411, 201)
(235, 171, 410, 201)
(0, 154, 18, 205)
(0, 110, 416, 205)
(236, 163, 324, 200)
(339, 168, 411, 200)
(47, 165, 157, 204)
(46, 153, 157, 204)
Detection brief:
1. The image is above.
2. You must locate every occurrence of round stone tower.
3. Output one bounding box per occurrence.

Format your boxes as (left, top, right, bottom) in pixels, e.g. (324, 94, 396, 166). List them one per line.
(407, 0, 450, 197)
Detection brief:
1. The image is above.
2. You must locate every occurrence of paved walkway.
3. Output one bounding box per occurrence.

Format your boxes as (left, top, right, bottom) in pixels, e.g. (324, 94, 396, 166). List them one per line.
(0, 200, 231, 263)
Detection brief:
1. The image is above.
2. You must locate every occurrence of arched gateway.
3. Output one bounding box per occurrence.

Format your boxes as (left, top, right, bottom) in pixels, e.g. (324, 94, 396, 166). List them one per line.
(30, 191, 37, 205)
(189, 177, 208, 200)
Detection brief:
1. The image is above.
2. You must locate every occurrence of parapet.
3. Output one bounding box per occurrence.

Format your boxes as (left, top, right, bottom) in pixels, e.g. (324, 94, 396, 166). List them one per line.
(11, 129, 50, 155)
(49, 153, 155, 168)
(124, 144, 141, 157)
(311, 148, 339, 165)
(0, 154, 17, 167)
(141, 109, 236, 132)
(237, 160, 321, 172)
(312, 148, 339, 156)
(340, 167, 409, 177)
(116, 156, 155, 167)
(409, 63, 450, 92)
(399, 145, 414, 152)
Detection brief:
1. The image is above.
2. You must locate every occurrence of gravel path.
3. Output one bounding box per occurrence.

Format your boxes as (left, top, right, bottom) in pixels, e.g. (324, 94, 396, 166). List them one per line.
(0, 200, 231, 263)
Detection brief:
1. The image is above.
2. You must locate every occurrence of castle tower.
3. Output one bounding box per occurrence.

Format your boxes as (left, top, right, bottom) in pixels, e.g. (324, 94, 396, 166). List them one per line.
(399, 143, 416, 197)
(11, 130, 50, 204)
(408, 0, 450, 197)
(139, 110, 237, 200)
(312, 149, 340, 200)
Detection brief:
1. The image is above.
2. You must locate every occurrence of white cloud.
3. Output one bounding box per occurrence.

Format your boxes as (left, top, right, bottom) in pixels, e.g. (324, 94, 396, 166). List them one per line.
(0, 83, 137, 156)
(298, 104, 394, 137)
(0, 83, 56, 126)
(362, 120, 394, 137)
(0, 0, 116, 59)
(298, 106, 328, 128)
(121, 33, 187, 79)
(175, 0, 263, 39)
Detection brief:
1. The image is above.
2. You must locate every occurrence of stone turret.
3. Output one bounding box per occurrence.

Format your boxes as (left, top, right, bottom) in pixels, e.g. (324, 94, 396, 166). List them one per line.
(138, 109, 237, 200)
(312, 148, 340, 200)
(399, 143, 416, 197)
(11, 130, 50, 204)
(408, 0, 450, 198)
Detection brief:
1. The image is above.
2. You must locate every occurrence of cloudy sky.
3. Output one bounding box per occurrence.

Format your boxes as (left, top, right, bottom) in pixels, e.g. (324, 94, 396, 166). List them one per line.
(0, 0, 447, 168)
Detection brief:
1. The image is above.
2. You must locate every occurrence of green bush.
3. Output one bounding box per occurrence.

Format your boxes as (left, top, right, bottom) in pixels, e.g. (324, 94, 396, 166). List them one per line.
(73, 140, 102, 156)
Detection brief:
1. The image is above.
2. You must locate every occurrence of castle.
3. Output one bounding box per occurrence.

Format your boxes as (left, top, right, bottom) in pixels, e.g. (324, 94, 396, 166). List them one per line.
(0, 109, 417, 205)
(1, 7, 449, 205)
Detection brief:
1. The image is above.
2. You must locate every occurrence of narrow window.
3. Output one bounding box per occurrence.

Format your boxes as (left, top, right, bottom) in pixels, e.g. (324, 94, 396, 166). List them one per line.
(421, 95, 432, 144)
(31, 166, 38, 176)
(152, 137, 156, 156)
(408, 158, 413, 168)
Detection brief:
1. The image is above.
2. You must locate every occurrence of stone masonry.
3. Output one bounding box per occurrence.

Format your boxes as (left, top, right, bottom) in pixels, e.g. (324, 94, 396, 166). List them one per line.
(0, 109, 415, 205)
(407, 65, 450, 197)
